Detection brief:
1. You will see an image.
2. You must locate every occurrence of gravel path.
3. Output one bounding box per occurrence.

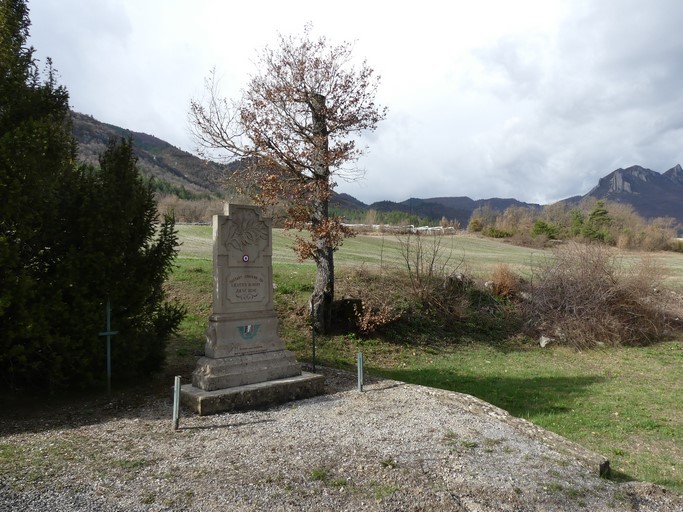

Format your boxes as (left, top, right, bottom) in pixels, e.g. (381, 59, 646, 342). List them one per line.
(1, 367, 682, 511)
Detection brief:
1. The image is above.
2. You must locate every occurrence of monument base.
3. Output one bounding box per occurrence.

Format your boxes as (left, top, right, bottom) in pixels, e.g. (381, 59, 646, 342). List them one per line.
(180, 372, 325, 416)
(192, 349, 301, 391)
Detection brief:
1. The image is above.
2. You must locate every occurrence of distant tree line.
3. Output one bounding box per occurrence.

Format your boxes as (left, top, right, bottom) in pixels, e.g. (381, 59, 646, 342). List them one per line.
(467, 198, 679, 251)
(0, 0, 184, 390)
(331, 207, 437, 228)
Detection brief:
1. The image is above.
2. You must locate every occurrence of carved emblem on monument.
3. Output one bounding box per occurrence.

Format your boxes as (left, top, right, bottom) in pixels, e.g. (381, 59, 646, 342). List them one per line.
(224, 208, 269, 265)
(238, 324, 260, 340)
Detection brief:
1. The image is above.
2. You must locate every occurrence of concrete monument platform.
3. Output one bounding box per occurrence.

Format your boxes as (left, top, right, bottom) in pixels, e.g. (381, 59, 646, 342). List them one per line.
(181, 372, 324, 416)
(181, 204, 324, 415)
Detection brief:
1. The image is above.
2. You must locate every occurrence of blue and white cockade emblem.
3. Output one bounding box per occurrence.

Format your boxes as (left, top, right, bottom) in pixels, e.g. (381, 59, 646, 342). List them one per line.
(238, 324, 260, 340)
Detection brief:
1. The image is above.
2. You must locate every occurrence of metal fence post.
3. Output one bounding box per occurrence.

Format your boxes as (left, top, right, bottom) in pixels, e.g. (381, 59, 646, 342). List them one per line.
(173, 376, 181, 430)
(357, 352, 364, 392)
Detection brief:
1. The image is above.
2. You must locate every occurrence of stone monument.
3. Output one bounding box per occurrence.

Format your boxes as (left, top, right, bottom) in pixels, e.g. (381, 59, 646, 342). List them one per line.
(181, 204, 324, 415)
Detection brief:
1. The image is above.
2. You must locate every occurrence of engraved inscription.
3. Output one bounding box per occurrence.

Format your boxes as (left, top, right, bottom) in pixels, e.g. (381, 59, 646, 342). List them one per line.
(228, 274, 264, 302)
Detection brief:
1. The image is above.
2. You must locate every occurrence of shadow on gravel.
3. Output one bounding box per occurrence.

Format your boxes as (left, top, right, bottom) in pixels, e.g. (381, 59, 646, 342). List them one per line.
(0, 365, 359, 436)
(0, 379, 175, 436)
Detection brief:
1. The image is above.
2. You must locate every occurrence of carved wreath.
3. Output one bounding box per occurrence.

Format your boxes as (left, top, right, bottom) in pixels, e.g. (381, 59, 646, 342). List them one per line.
(225, 211, 268, 252)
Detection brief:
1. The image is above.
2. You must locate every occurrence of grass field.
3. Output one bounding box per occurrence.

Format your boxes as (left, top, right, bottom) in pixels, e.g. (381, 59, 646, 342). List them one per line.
(175, 224, 544, 274)
(170, 225, 683, 492)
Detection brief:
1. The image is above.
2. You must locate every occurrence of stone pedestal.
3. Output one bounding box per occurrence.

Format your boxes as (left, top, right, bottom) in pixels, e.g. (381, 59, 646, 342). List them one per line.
(181, 372, 323, 416)
(181, 204, 324, 415)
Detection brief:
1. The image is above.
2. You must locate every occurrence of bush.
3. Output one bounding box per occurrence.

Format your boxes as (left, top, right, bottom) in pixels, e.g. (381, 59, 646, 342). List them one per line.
(334, 267, 408, 335)
(490, 264, 521, 298)
(467, 218, 484, 233)
(482, 226, 513, 238)
(1, 135, 186, 389)
(526, 242, 676, 347)
(531, 220, 559, 239)
(396, 232, 461, 310)
(394, 231, 517, 335)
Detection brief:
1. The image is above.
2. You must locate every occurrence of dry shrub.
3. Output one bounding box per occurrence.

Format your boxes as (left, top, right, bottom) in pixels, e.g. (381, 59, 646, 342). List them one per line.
(354, 301, 402, 335)
(396, 231, 464, 309)
(640, 222, 677, 251)
(490, 263, 520, 298)
(393, 231, 485, 324)
(527, 242, 676, 347)
(336, 267, 407, 335)
(615, 233, 632, 250)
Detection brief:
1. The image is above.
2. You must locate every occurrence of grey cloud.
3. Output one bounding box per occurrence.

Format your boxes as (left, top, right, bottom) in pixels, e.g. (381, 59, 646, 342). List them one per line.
(458, 0, 683, 204)
(472, 33, 550, 100)
(553, 0, 683, 111)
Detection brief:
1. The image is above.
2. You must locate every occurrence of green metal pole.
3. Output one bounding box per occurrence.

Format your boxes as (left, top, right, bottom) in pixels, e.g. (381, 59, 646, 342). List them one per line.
(311, 308, 316, 373)
(106, 301, 111, 395)
(99, 300, 118, 395)
(106, 300, 112, 395)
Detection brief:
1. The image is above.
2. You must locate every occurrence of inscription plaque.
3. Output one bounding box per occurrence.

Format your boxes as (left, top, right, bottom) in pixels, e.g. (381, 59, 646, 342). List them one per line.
(227, 273, 265, 303)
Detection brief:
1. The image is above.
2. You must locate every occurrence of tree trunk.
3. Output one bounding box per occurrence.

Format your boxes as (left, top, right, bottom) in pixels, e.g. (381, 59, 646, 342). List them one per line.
(311, 241, 334, 334)
(309, 92, 334, 334)
(309, 173, 333, 334)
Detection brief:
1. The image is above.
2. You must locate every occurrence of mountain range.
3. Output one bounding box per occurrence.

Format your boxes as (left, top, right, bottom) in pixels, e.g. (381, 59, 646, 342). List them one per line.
(71, 112, 683, 226)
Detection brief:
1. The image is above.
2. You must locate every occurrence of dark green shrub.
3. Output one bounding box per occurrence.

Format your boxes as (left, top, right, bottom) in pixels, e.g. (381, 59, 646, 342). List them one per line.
(531, 220, 559, 239)
(0, 2, 184, 389)
(482, 226, 513, 238)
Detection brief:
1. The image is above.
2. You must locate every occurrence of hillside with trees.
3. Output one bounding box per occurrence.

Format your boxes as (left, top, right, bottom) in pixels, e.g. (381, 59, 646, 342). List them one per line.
(72, 111, 226, 199)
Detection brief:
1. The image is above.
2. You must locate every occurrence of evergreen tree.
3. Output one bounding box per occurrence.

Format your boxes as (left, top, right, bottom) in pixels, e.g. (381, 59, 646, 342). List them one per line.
(0, 1, 184, 389)
(0, 0, 77, 387)
(569, 209, 585, 237)
(531, 220, 559, 239)
(582, 200, 612, 243)
(90, 138, 185, 378)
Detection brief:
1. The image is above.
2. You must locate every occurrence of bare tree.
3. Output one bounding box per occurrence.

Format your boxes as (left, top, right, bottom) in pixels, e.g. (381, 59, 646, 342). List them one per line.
(189, 25, 386, 333)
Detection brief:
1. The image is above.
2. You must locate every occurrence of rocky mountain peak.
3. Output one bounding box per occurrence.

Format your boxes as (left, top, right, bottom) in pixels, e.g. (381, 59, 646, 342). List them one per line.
(583, 164, 683, 223)
(664, 164, 683, 186)
(590, 165, 663, 195)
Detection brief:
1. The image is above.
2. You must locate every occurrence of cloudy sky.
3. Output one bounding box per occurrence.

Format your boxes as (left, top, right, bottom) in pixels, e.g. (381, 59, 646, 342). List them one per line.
(27, 0, 683, 205)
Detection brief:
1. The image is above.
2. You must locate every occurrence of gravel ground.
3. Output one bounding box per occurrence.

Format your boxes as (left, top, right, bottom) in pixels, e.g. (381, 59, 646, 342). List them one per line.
(1, 367, 682, 511)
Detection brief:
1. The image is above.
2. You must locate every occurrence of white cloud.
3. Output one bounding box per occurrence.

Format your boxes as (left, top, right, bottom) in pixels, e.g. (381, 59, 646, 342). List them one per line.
(26, 0, 683, 205)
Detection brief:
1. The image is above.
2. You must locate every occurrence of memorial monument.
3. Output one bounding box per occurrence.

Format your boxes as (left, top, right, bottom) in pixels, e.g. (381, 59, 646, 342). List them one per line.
(181, 204, 324, 415)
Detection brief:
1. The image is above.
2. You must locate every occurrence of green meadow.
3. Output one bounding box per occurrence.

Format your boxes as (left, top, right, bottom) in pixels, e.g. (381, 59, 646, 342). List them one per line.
(175, 224, 543, 273)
